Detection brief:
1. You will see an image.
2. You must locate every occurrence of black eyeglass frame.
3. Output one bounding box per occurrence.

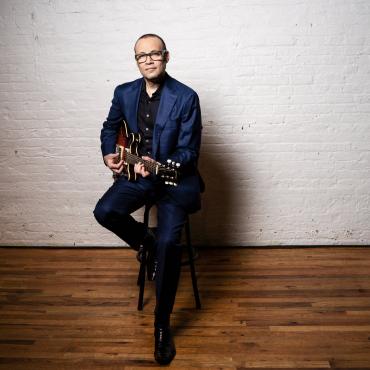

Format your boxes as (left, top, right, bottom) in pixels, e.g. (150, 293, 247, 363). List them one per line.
(134, 49, 168, 64)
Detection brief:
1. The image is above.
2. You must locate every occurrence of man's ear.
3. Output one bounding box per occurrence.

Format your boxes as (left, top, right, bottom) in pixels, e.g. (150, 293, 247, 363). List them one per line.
(165, 51, 170, 63)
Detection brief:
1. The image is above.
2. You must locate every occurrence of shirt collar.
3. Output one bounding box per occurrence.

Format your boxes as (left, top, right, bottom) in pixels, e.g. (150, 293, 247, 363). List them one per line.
(141, 73, 167, 98)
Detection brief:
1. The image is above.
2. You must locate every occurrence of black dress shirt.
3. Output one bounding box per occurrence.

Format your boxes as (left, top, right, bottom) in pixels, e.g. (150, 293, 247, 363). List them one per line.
(137, 79, 164, 157)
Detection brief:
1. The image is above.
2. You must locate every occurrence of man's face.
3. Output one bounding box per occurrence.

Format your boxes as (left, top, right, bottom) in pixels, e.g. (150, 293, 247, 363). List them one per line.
(134, 37, 169, 82)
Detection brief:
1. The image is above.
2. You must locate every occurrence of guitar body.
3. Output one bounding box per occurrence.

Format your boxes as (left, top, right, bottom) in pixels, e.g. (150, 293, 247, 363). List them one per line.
(115, 120, 141, 181)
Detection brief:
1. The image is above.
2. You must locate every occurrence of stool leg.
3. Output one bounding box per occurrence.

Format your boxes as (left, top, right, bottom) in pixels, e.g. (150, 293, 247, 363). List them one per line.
(137, 204, 151, 311)
(185, 219, 201, 309)
(137, 251, 146, 311)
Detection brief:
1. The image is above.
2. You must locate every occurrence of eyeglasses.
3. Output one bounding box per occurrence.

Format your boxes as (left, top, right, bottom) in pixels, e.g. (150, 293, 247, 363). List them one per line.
(135, 50, 167, 64)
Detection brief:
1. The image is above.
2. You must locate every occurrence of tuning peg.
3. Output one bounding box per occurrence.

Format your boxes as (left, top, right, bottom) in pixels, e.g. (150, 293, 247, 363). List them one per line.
(165, 181, 169, 185)
(176, 163, 180, 167)
(167, 159, 171, 163)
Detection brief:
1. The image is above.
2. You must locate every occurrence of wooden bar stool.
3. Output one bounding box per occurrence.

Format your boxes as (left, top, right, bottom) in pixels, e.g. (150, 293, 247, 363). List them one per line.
(137, 203, 201, 311)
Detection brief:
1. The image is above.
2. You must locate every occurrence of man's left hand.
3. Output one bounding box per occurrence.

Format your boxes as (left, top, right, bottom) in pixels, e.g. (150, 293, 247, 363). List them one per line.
(134, 156, 155, 177)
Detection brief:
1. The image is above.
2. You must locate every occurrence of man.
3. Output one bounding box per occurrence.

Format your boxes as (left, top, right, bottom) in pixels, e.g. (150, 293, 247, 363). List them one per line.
(93, 34, 203, 365)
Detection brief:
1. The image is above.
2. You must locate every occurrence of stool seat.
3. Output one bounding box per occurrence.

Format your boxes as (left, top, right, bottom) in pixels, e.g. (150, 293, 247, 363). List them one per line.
(136, 203, 201, 311)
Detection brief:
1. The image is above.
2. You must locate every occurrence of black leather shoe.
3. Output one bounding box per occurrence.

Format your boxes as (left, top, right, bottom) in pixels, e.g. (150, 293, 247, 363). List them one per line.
(154, 326, 176, 365)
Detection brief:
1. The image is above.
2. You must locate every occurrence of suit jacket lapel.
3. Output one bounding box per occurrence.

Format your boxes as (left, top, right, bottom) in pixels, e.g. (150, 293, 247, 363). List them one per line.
(153, 77, 177, 158)
(125, 79, 143, 133)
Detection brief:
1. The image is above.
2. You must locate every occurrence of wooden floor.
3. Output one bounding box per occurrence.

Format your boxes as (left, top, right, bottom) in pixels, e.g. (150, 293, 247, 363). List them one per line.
(0, 247, 370, 369)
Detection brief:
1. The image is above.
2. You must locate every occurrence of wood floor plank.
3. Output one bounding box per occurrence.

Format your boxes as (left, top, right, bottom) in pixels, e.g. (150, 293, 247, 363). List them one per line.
(1, 246, 370, 369)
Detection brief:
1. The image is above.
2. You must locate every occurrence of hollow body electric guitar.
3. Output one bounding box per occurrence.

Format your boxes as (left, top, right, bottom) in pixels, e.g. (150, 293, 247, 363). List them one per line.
(114, 120, 179, 186)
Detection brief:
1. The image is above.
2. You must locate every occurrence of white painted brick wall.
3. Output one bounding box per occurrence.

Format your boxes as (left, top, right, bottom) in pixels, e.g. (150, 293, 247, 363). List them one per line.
(1, 0, 370, 246)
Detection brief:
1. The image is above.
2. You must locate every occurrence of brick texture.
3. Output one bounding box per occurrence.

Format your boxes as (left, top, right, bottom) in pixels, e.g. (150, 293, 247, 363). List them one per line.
(1, 0, 370, 246)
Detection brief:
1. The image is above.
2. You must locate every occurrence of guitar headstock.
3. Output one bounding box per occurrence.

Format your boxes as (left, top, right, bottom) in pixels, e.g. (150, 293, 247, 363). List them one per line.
(158, 160, 180, 186)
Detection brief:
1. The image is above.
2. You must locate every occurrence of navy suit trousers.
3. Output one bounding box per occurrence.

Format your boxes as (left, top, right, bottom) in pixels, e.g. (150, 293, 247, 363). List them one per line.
(93, 175, 187, 322)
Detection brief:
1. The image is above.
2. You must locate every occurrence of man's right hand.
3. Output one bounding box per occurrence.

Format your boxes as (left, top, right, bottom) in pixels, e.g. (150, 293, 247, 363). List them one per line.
(104, 153, 124, 174)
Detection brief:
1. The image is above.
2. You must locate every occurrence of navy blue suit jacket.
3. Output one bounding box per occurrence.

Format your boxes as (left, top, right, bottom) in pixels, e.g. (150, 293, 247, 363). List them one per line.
(100, 73, 203, 213)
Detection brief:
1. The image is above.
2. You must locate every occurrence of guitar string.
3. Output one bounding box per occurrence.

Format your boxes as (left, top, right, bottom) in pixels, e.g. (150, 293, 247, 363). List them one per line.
(125, 151, 158, 173)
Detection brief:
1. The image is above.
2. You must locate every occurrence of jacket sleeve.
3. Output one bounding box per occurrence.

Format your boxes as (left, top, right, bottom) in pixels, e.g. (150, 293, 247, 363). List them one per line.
(168, 92, 202, 172)
(100, 86, 124, 158)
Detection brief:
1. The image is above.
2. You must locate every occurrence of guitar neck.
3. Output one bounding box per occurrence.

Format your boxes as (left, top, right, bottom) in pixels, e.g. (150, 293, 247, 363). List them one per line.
(124, 150, 158, 174)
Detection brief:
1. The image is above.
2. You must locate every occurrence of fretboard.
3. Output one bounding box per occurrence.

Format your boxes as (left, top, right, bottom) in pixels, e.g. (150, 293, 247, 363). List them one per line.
(124, 150, 158, 174)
